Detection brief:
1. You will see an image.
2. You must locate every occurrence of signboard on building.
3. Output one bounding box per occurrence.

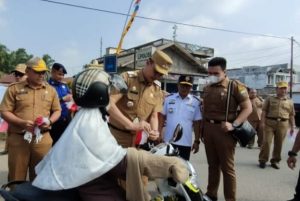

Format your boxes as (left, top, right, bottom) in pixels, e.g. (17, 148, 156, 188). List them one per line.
(135, 46, 155, 68)
(104, 54, 117, 73)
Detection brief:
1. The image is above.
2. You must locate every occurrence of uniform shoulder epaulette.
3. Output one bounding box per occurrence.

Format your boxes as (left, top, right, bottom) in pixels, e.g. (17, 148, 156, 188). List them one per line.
(193, 95, 200, 102)
(232, 79, 246, 87)
(8, 82, 18, 87)
(127, 71, 138, 78)
(153, 80, 161, 87)
(165, 93, 173, 98)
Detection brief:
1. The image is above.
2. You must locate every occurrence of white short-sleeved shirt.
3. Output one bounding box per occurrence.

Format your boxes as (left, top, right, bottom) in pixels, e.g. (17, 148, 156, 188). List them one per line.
(161, 93, 202, 147)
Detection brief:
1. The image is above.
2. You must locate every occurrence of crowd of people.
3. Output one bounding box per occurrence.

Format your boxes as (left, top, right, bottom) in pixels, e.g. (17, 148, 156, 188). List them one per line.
(0, 51, 299, 201)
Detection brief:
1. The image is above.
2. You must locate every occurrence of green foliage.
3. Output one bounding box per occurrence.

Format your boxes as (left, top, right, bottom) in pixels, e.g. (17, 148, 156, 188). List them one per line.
(42, 54, 55, 68)
(0, 43, 55, 73)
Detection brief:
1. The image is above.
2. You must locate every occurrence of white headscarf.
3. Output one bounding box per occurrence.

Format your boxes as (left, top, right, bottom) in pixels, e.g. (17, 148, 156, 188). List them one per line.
(33, 108, 126, 190)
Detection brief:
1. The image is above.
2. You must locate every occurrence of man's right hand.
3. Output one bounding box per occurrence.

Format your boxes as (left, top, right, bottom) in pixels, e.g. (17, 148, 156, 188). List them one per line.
(22, 120, 34, 133)
(131, 120, 151, 132)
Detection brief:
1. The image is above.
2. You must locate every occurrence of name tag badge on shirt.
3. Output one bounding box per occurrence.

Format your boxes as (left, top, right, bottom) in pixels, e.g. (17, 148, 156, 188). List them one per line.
(169, 99, 176, 104)
(127, 101, 134, 108)
(168, 108, 174, 113)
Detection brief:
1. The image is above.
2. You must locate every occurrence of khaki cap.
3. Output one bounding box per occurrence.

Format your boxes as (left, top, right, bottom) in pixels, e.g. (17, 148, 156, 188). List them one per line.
(276, 81, 288, 88)
(26, 57, 49, 72)
(152, 50, 173, 75)
(12, 63, 27, 74)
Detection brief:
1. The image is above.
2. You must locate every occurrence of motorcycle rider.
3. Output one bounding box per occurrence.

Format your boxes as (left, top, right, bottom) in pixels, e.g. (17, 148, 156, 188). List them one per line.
(33, 68, 189, 201)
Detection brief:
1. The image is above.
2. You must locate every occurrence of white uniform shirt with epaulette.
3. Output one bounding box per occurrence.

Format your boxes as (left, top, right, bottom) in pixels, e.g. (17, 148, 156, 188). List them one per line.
(162, 93, 202, 147)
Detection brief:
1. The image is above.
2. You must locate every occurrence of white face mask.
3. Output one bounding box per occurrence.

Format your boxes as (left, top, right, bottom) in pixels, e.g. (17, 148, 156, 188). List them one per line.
(207, 75, 221, 84)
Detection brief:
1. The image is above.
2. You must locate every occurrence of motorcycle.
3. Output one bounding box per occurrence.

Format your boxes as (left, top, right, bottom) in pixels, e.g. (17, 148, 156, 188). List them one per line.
(0, 124, 210, 201)
(145, 124, 209, 201)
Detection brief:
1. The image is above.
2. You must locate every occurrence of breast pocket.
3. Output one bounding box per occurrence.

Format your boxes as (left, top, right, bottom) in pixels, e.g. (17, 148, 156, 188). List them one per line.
(184, 106, 195, 120)
(42, 94, 53, 109)
(16, 94, 31, 107)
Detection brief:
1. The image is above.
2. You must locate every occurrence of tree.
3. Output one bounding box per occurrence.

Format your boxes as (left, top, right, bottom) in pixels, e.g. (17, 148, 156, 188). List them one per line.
(0, 43, 55, 73)
(42, 54, 55, 68)
(0, 44, 10, 73)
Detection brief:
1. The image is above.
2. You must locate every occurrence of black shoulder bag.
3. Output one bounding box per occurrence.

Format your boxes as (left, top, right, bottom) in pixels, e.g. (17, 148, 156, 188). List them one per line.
(226, 80, 256, 147)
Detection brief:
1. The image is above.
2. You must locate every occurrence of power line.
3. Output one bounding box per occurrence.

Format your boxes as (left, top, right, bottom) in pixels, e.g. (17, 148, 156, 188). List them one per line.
(229, 49, 290, 62)
(230, 51, 291, 67)
(222, 44, 290, 56)
(38, 0, 290, 40)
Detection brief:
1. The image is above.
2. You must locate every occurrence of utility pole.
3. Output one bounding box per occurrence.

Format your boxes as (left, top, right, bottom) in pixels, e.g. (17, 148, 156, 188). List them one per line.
(172, 24, 177, 42)
(100, 37, 103, 57)
(290, 36, 294, 98)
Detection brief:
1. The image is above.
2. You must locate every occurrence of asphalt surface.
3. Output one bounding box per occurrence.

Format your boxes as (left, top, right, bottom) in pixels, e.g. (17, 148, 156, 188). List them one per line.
(0, 134, 299, 201)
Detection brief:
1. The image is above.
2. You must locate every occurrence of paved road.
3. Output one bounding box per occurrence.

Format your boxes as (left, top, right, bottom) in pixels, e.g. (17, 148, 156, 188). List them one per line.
(0, 136, 298, 201)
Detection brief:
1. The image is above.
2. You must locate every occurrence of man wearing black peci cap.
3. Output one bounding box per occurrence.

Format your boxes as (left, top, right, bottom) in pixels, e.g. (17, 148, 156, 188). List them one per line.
(49, 63, 72, 145)
(158, 75, 202, 160)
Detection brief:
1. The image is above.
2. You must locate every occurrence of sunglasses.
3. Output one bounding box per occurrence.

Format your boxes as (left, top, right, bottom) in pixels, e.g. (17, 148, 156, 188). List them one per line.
(30, 69, 47, 75)
(14, 72, 25, 77)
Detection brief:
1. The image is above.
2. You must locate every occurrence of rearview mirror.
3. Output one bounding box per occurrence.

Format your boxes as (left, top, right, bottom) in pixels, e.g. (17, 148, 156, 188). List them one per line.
(171, 124, 183, 143)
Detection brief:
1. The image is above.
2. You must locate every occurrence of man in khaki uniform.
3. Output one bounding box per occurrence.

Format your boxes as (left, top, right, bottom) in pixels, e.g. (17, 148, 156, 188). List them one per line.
(202, 57, 252, 201)
(0, 57, 61, 181)
(247, 88, 264, 149)
(258, 81, 295, 169)
(108, 49, 173, 148)
(0, 63, 27, 155)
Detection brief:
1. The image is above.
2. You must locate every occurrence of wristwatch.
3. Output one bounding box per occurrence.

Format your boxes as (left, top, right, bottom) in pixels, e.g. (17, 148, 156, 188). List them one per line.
(232, 122, 239, 129)
(288, 151, 298, 157)
(194, 140, 200, 144)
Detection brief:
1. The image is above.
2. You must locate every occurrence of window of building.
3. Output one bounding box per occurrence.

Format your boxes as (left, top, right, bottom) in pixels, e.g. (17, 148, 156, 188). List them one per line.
(275, 75, 284, 83)
(267, 75, 274, 85)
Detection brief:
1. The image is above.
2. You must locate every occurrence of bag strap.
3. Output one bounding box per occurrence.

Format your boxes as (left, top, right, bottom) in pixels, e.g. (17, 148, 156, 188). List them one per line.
(225, 80, 233, 122)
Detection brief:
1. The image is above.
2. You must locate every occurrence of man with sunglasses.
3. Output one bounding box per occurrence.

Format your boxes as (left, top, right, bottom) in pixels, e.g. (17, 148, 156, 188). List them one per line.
(0, 64, 28, 155)
(12, 63, 27, 82)
(0, 57, 61, 182)
(108, 49, 173, 148)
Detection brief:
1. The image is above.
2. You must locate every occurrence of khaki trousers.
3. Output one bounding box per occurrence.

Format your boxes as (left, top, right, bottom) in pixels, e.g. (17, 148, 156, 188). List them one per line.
(259, 119, 289, 163)
(203, 122, 237, 201)
(7, 132, 52, 182)
(248, 120, 263, 147)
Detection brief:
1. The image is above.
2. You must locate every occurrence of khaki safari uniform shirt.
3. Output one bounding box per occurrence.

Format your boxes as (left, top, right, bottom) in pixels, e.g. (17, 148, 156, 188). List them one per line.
(203, 77, 249, 122)
(109, 70, 163, 129)
(0, 80, 61, 134)
(248, 97, 263, 122)
(263, 96, 295, 121)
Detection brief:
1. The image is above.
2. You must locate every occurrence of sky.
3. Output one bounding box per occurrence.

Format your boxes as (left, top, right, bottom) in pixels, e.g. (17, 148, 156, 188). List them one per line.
(0, 0, 300, 76)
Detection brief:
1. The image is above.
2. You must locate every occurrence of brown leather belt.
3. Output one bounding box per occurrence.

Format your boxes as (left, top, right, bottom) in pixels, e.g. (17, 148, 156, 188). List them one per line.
(266, 117, 288, 122)
(206, 119, 234, 124)
(206, 119, 222, 124)
(108, 123, 130, 133)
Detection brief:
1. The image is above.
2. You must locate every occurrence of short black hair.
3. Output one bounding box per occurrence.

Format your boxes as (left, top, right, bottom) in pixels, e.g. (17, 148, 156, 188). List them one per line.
(208, 57, 227, 70)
